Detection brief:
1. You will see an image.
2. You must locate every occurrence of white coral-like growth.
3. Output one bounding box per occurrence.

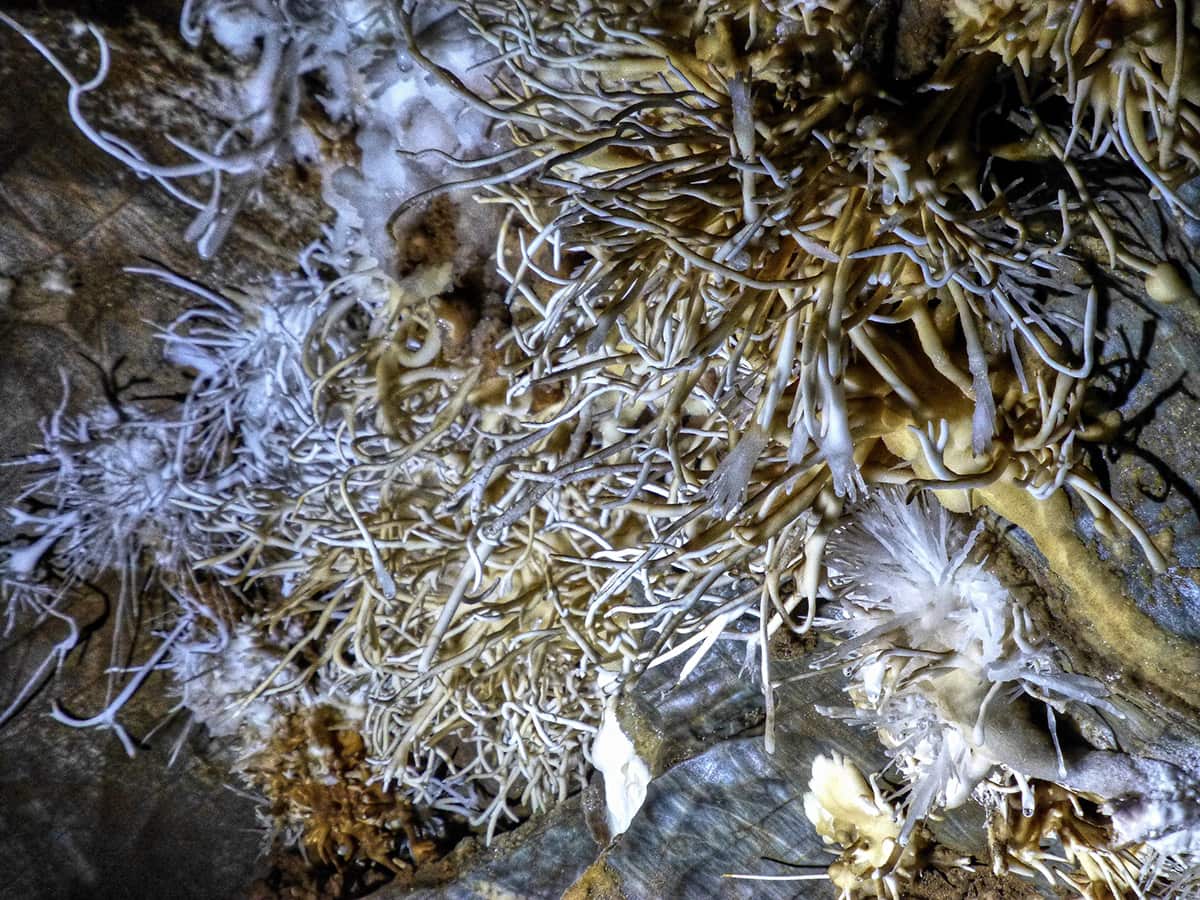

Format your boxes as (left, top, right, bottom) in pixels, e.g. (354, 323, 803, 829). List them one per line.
(818, 491, 1200, 897)
(820, 490, 1114, 838)
(169, 621, 303, 745)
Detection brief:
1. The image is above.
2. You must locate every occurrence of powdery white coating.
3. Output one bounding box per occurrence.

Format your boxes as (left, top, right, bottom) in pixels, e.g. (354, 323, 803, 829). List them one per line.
(202, 3, 270, 58)
(1109, 786, 1200, 852)
(170, 622, 298, 743)
(38, 260, 75, 295)
(319, 6, 498, 267)
(172, 619, 367, 750)
(592, 697, 651, 837)
(168, 618, 375, 779)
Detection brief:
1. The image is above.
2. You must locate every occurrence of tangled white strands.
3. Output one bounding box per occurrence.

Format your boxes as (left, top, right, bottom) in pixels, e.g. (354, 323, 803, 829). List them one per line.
(364, 0, 1189, 753)
(818, 491, 1200, 898)
(818, 491, 1111, 836)
(2, 0, 1199, 875)
(0, 1, 497, 260)
(0, 7, 304, 259)
(0, 373, 234, 752)
(0, 1, 619, 842)
(2, 254, 618, 833)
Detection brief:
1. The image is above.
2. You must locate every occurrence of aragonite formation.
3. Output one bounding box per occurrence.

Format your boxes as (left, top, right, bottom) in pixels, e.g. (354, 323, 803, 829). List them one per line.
(2, 2, 1200, 895)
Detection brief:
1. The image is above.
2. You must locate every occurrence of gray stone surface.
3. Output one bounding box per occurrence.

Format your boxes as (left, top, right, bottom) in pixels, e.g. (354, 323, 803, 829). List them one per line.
(0, 7, 323, 898)
(396, 794, 598, 900)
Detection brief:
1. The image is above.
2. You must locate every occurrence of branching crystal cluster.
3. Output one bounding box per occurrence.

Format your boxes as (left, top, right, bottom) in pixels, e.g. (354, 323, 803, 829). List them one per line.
(821, 492, 1200, 897)
(821, 493, 1102, 817)
(2, 0, 1199, 888)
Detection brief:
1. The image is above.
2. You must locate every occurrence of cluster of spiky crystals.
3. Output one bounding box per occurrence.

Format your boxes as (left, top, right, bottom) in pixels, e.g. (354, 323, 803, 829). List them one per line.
(396, 0, 1197, 735)
(816, 491, 1144, 897)
(817, 489, 1200, 899)
(3, 0, 1199, 888)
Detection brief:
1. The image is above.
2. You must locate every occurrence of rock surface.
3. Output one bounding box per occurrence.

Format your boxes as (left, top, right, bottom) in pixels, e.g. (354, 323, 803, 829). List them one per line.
(0, 7, 322, 898)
